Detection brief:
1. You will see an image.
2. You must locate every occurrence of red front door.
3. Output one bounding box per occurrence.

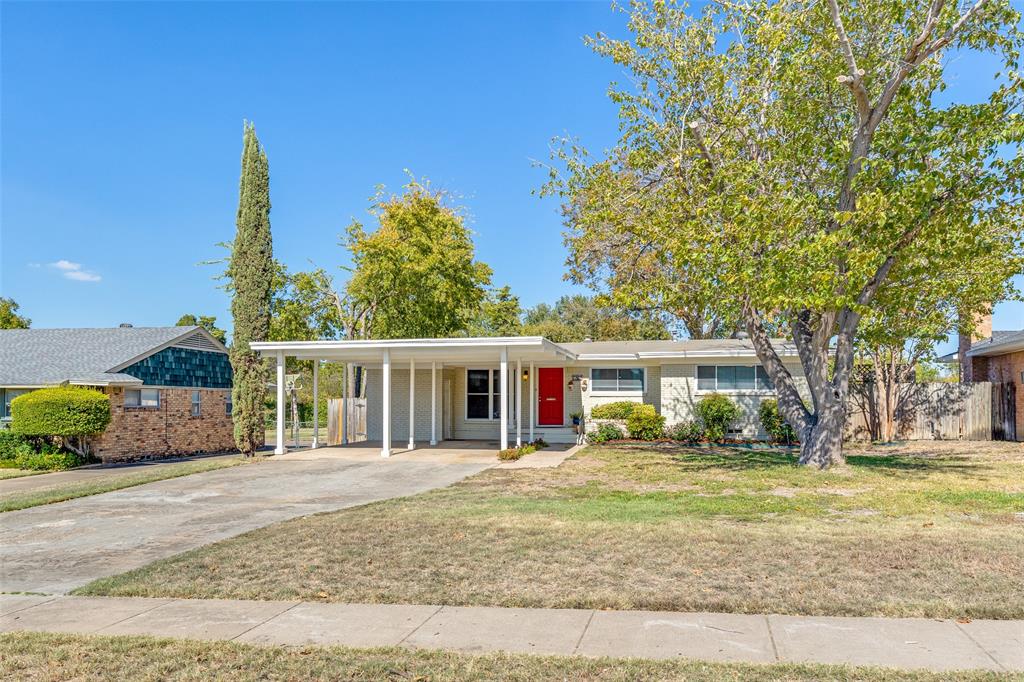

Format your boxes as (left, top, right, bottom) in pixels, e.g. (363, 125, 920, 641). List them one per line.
(538, 367, 564, 426)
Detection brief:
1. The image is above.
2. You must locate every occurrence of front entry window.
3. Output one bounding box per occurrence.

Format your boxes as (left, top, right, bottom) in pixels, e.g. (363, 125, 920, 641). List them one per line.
(466, 369, 503, 420)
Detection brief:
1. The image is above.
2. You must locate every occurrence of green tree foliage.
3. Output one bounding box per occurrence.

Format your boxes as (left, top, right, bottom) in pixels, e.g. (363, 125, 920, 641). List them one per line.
(0, 298, 30, 329)
(270, 265, 343, 344)
(465, 285, 523, 336)
(228, 122, 274, 455)
(175, 314, 227, 344)
(345, 178, 492, 339)
(547, 0, 1024, 467)
(11, 386, 110, 457)
(521, 295, 670, 342)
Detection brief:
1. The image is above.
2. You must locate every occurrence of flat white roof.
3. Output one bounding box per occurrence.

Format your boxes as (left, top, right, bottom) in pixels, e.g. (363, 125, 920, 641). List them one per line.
(251, 336, 798, 364)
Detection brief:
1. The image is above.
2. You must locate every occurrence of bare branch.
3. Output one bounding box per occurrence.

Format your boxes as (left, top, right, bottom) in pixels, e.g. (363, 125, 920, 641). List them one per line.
(827, 0, 871, 122)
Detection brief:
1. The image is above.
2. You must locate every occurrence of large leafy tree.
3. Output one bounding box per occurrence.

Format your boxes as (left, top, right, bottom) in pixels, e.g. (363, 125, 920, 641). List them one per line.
(175, 314, 227, 344)
(547, 0, 1024, 467)
(0, 298, 30, 329)
(465, 285, 524, 336)
(228, 122, 275, 456)
(522, 294, 671, 342)
(345, 178, 492, 339)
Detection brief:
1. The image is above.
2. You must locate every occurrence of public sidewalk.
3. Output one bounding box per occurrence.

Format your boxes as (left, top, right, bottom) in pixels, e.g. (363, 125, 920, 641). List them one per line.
(1, 595, 1020, 673)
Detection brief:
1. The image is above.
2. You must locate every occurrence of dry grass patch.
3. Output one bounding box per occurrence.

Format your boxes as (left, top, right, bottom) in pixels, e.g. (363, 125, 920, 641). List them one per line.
(0, 632, 1013, 682)
(77, 442, 1024, 619)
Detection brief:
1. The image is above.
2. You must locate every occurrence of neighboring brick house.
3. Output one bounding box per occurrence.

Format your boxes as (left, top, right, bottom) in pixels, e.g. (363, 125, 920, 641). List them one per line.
(0, 326, 236, 461)
(957, 316, 1023, 442)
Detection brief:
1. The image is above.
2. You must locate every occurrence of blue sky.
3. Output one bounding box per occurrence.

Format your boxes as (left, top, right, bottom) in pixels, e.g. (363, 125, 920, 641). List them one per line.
(1, 1, 1020, 356)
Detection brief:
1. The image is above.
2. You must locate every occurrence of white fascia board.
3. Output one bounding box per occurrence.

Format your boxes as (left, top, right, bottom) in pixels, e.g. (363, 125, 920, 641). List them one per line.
(573, 353, 641, 361)
(634, 348, 799, 359)
(250, 336, 578, 360)
(68, 378, 143, 387)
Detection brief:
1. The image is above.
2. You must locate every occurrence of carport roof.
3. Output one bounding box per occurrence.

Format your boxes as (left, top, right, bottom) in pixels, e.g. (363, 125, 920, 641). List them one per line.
(251, 336, 798, 364)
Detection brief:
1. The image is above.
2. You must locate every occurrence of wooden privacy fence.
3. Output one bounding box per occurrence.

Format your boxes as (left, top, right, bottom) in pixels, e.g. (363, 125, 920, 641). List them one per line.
(327, 398, 367, 445)
(846, 381, 993, 441)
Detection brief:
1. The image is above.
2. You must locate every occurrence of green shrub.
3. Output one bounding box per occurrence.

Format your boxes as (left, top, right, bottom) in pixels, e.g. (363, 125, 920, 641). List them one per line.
(626, 404, 666, 441)
(666, 420, 703, 442)
(759, 399, 797, 444)
(0, 430, 31, 461)
(590, 401, 639, 420)
(14, 445, 84, 471)
(588, 422, 624, 444)
(12, 387, 111, 437)
(498, 443, 537, 461)
(695, 393, 740, 442)
(530, 438, 549, 449)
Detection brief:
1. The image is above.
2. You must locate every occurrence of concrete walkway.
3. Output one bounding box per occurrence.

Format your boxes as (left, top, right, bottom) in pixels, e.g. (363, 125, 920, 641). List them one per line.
(0, 457, 489, 594)
(1, 596, 1020, 672)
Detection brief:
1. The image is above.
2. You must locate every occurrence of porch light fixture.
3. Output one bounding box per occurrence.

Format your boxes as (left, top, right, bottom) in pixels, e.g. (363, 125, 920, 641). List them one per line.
(522, 369, 529, 381)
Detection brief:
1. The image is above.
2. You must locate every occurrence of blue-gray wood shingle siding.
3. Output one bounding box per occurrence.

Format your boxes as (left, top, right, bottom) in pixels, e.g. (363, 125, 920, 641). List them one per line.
(122, 347, 232, 389)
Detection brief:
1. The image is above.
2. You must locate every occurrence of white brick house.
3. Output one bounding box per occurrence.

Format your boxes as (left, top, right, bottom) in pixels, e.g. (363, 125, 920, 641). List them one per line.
(252, 337, 807, 456)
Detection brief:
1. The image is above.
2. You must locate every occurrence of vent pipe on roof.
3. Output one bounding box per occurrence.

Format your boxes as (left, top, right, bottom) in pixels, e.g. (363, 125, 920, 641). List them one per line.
(119, 323, 133, 328)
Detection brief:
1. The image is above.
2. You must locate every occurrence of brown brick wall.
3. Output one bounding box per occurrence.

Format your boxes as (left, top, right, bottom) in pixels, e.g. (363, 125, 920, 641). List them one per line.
(974, 351, 1024, 441)
(90, 387, 237, 462)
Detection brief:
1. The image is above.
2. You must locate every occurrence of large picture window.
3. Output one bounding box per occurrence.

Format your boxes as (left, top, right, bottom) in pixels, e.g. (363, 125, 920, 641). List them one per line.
(591, 368, 645, 393)
(697, 366, 773, 392)
(1, 388, 30, 420)
(466, 369, 502, 420)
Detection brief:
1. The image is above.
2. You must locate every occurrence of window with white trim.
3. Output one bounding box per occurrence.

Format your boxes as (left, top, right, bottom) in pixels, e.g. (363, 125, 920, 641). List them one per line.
(191, 390, 201, 417)
(125, 388, 160, 408)
(466, 369, 502, 420)
(225, 392, 233, 416)
(590, 368, 645, 392)
(697, 366, 773, 391)
(1, 389, 29, 420)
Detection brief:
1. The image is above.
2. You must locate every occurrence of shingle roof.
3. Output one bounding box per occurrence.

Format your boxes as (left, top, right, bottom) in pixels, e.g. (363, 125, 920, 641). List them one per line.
(0, 327, 203, 386)
(965, 329, 1024, 358)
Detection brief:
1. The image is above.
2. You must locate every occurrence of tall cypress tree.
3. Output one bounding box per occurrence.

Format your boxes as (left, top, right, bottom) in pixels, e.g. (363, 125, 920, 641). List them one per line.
(229, 122, 274, 456)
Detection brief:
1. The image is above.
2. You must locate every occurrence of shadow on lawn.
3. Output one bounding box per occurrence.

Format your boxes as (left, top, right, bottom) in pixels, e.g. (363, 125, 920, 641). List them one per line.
(611, 443, 978, 477)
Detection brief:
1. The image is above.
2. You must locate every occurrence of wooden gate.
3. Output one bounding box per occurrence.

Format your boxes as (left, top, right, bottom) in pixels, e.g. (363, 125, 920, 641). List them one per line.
(992, 383, 1017, 441)
(327, 398, 367, 445)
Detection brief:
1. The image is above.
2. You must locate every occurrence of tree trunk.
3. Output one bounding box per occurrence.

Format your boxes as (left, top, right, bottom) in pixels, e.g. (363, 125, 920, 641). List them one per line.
(797, 403, 846, 467)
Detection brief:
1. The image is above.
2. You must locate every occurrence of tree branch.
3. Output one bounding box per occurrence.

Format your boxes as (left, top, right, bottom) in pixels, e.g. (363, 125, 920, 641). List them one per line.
(827, 0, 871, 123)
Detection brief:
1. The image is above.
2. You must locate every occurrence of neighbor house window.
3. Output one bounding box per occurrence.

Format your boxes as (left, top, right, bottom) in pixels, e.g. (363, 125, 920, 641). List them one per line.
(191, 390, 201, 417)
(590, 368, 645, 392)
(225, 393, 233, 416)
(1, 389, 29, 420)
(125, 388, 160, 408)
(466, 369, 502, 420)
(697, 366, 773, 391)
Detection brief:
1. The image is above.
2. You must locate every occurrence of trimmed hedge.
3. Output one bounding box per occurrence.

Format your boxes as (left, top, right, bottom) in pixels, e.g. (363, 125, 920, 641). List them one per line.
(626, 404, 665, 440)
(588, 422, 624, 444)
(590, 401, 640, 420)
(11, 387, 111, 438)
(695, 393, 740, 442)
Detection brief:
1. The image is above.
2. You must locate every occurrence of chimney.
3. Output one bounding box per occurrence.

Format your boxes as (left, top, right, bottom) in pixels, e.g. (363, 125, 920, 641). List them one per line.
(958, 310, 992, 382)
(119, 323, 133, 328)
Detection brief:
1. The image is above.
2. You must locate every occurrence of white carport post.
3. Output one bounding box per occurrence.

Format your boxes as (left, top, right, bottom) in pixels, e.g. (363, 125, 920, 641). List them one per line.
(515, 358, 522, 447)
(275, 351, 286, 455)
(381, 349, 391, 458)
(408, 357, 416, 451)
(500, 347, 509, 451)
(311, 359, 320, 448)
(430, 361, 438, 446)
(529, 360, 535, 442)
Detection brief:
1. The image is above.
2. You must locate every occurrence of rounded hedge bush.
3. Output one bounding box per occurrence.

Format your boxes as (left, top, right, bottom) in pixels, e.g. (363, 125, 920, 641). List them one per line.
(588, 422, 624, 444)
(590, 401, 639, 420)
(626, 404, 666, 440)
(695, 393, 740, 442)
(758, 399, 797, 444)
(11, 387, 111, 438)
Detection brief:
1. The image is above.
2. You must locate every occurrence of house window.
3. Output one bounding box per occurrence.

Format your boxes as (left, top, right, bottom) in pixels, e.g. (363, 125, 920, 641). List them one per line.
(125, 388, 160, 408)
(466, 369, 502, 420)
(1, 389, 29, 420)
(225, 392, 233, 416)
(191, 390, 201, 417)
(590, 368, 645, 392)
(697, 366, 774, 392)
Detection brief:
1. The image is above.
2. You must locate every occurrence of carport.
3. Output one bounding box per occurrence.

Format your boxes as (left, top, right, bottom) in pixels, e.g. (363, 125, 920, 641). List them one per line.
(250, 337, 575, 458)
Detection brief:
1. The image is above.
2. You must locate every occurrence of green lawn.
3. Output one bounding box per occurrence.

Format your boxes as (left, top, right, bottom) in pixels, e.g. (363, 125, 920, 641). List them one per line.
(0, 456, 246, 512)
(76, 441, 1024, 619)
(0, 632, 1012, 682)
(0, 468, 43, 480)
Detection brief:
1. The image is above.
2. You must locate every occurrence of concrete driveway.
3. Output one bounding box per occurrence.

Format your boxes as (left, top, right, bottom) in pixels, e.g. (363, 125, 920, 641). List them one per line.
(0, 455, 491, 594)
